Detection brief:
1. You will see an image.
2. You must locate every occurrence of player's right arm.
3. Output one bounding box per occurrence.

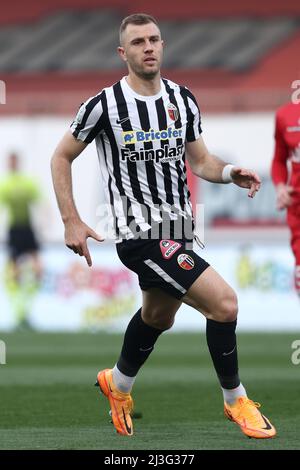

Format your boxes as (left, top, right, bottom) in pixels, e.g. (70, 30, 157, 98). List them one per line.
(271, 111, 293, 210)
(51, 130, 103, 266)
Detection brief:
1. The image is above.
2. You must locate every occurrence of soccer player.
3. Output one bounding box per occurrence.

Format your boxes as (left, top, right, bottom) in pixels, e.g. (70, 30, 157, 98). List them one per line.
(271, 100, 300, 296)
(51, 13, 276, 439)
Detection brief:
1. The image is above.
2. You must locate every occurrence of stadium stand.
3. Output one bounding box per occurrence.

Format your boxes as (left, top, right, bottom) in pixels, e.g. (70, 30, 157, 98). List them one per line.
(0, 15, 298, 73)
(0, 0, 300, 113)
(1, 0, 300, 24)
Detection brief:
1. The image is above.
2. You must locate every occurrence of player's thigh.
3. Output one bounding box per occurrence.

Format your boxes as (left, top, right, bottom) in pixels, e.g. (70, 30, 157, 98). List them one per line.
(142, 287, 182, 329)
(182, 266, 238, 322)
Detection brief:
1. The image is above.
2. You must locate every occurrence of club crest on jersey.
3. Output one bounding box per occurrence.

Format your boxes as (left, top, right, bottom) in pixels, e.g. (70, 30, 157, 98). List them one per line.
(160, 240, 182, 259)
(167, 103, 179, 122)
(177, 253, 195, 270)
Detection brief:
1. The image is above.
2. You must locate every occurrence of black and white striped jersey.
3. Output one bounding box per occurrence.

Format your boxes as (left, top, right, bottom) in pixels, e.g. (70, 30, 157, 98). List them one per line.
(70, 76, 202, 242)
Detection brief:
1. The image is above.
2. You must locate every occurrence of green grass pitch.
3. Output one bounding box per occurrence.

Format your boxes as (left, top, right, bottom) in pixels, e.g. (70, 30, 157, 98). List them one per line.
(0, 331, 299, 450)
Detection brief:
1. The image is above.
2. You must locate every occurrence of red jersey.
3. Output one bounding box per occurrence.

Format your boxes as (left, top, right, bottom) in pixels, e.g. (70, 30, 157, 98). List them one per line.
(271, 102, 300, 196)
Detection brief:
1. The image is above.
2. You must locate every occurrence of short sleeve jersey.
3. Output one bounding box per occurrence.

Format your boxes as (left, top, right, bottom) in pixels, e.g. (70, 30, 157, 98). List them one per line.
(71, 76, 202, 241)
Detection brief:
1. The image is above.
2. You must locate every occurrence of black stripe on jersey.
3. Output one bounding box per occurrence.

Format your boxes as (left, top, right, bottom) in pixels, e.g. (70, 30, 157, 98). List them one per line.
(135, 98, 163, 207)
(72, 94, 103, 139)
(99, 134, 119, 238)
(155, 97, 174, 206)
(113, 82, 145, 208)
(178, 87, 197, 203)
(101, 90, 135, 233)
(180, 87, 195, 142)
(162, 79, 186, 212)
(113, 82, 133, 144)
(184, 87, 201, 111)
(85, 97, 107, 143)
(181, 87, 202, 138)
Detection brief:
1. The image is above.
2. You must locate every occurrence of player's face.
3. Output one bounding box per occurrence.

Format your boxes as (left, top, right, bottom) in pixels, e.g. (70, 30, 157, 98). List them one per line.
(118, 22, 163, 79)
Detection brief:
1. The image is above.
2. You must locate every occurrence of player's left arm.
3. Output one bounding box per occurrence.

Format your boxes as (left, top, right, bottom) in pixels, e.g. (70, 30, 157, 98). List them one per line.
(186, 136, 261, 198)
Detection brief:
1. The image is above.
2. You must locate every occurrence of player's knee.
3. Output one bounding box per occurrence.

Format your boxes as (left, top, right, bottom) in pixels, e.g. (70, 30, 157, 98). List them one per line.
(142, 309, 175, 330)
(216, 291, 238, 322)
(153, 318, 174, 330)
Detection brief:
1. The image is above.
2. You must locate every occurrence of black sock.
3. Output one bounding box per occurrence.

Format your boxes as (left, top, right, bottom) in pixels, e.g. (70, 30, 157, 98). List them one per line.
(117, 308, 165, 377)
(206, 318, 240, 389)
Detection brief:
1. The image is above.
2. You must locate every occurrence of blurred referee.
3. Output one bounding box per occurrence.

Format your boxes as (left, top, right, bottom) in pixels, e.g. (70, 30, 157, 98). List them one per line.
(0, 153, 40, 260)
(0, 152, 41, 326)
(51, 13, 275, 439)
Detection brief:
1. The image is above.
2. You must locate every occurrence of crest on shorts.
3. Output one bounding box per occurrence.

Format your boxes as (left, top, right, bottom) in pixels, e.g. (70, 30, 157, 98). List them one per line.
(177, 253, 195, 270)
(167, 103, 179, 122)
(160, 240, 181, 259)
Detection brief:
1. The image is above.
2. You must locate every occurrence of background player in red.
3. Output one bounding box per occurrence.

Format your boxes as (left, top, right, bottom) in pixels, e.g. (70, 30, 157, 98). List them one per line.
(271, 101, 300, 296)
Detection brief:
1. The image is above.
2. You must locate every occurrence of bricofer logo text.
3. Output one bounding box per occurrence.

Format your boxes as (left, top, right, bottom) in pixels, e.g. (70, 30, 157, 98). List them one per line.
(122, 127, 183, 145)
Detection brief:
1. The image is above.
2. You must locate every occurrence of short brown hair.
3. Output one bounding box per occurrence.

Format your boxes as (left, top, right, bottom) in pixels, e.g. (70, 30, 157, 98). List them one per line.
(119, 13, 159, 44)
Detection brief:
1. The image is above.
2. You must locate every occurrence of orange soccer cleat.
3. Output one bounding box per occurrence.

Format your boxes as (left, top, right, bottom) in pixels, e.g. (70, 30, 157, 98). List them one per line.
(96, 368, 134, 436)
(224, 396, 276, 439)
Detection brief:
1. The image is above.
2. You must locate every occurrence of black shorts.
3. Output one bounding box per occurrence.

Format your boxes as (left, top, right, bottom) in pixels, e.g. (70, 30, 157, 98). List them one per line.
(116, 237, 210, 300)
(8, 225, 39, 260)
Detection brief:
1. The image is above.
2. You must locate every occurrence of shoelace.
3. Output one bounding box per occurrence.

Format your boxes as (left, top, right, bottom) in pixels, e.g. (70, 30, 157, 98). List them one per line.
(108, 374, 133, 412)
(236, 399, 263, 427)
(111, 389, 133, 412)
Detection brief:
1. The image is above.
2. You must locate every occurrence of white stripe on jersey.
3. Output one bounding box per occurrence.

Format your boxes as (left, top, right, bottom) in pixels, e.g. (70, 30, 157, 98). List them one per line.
(71, 95, 103, 142)
(140, 96, 175, 218)
(96, 134, 135, 238)
(70, 76, 202, 241)
(144, 259, 187, 294)
(165, 81, 192, 218)
(106, 86, 152, 235)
